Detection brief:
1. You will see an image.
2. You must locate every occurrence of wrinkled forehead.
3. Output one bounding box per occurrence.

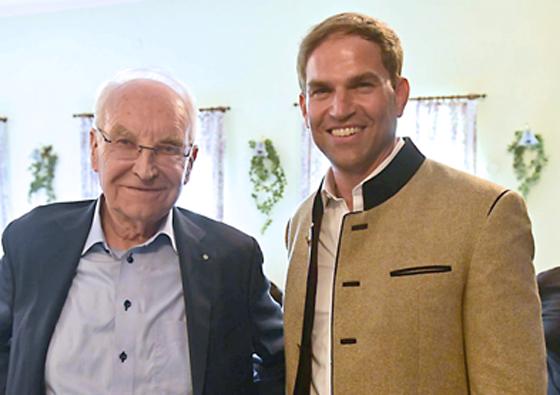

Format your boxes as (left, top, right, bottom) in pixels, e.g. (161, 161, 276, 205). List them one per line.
(108, 79, 187, 116)
(103, 80, 190, 137)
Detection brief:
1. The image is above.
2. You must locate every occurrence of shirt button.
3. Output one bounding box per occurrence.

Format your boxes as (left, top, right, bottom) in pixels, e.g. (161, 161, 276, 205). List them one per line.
(126, 255, 134, 264)
(124, 300, 132, 311)
(119, 351, 127, 363)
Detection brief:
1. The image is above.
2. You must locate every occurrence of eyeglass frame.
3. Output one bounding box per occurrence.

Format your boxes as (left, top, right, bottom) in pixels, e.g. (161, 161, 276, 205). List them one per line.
(92, 126, 193, 161)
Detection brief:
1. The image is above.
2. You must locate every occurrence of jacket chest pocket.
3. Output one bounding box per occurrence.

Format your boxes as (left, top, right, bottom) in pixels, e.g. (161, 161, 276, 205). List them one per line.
(387, 264, 460, 302)
(386, 264, 463, 333)
(390, 264, 452, 277)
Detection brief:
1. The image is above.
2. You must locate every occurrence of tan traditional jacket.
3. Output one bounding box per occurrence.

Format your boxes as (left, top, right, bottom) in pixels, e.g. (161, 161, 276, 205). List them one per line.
(284, 139, 546, 394)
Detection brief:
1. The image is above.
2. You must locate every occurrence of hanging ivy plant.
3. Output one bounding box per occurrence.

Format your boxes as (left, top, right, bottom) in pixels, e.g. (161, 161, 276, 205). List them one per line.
(28, 144, 58, 203)
(249, 138, 287, 234)
(507, 130, 548, 198)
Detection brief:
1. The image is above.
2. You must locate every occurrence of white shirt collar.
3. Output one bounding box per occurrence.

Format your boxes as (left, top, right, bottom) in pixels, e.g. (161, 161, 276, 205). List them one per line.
(81, 196, 178, 255)
(321, 137, 405, 212)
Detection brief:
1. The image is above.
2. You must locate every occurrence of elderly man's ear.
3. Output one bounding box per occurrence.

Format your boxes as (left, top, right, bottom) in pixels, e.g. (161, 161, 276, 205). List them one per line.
(183, 145, 198, 184)
(90, 128, 100, 173)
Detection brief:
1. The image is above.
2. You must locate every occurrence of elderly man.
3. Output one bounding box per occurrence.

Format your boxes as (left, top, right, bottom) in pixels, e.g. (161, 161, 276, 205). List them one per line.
(0, 69, 284, 394)
(284, 12, 546, 394)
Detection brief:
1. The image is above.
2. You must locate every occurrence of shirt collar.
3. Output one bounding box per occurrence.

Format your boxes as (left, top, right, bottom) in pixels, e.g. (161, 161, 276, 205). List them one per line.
(81, 196, 178, 255)
(321, 137, 405, 212)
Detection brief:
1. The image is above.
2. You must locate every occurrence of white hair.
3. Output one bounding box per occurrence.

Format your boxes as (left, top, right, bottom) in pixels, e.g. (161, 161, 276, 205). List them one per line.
(93, 68, 198, 144)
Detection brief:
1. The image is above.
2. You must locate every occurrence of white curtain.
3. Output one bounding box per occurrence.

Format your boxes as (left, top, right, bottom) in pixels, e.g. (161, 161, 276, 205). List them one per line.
(0, 119, 9, 231)
(178, 109, 226, 220)
(397, 98, 479, 173)
(76, 115, 100, 198)
(300, 123, 329, 198)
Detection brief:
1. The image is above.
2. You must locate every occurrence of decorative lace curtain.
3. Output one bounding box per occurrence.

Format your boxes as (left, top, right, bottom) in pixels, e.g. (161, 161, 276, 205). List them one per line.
(397, 96, 480, 173)
(75, 114, 100, 198)
(300, 122, 329, 198)
(0, 117, 9, 231)
(178, 108, 226, 220)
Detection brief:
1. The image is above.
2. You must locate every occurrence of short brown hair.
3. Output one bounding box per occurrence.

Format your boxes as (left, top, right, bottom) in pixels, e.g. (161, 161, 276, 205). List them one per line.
(297, 12, 403, 91)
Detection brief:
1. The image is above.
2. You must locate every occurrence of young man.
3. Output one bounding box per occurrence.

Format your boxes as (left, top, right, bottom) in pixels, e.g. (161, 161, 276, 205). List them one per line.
(284, 12, 546, 394)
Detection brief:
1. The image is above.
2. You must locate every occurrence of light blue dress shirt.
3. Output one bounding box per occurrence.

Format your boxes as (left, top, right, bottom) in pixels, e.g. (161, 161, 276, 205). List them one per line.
(44, 199, 193, 395)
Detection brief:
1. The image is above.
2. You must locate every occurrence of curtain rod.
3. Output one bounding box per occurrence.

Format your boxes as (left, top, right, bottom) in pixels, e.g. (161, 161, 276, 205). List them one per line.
(73, 106, 231, 118)
(73, 113, 94, 118)
(199, 106, 230, 112)
(0, 117, 7, 122)
(292, 93, 487, 106)
(409, 93, 486, 101)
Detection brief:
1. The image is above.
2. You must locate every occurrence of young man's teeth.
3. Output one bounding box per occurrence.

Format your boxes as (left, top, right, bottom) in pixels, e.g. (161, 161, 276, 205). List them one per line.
(331, 127, 360, 137)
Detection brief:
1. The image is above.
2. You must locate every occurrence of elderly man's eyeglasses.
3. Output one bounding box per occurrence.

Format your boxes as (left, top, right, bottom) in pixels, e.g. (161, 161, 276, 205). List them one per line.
(94, 127, 192, 163)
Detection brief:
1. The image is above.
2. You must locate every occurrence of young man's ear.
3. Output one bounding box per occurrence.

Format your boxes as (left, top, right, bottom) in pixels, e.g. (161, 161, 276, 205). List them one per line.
(394, 77, 410, 118)
(90, 128, 99, 173)
(299, 92, 311, 129)
(183, 145, 199, 185)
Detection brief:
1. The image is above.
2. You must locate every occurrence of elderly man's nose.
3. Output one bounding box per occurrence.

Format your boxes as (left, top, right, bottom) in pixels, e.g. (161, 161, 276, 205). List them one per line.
(132, 150, 158, 180)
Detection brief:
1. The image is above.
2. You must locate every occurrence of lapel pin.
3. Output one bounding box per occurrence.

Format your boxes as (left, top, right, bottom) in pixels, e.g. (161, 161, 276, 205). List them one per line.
(201, 253, 209, 261)
(306, 225, 313, 246)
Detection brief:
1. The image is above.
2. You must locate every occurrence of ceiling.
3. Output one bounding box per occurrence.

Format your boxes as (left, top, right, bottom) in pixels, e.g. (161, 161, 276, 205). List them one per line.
(0, 0, 141, 16)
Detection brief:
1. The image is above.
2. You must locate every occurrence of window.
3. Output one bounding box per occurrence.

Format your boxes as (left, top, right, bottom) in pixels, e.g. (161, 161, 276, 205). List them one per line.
(300, 123, 329, 198)
(177, 108, 227, 220)
(0, 117, 9, 232)
(397, 95, 483, 173)
(75, 113, 99, 198)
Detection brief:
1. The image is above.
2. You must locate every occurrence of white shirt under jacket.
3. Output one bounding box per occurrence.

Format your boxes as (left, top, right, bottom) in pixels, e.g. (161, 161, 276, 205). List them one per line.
(44, 199, 193, 395)
(311, 138, 405, 395)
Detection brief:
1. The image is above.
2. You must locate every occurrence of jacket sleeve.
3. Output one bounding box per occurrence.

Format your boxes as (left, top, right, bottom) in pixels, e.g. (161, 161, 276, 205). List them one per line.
(247, 238, 285, 395)
(463, 191, 547, 394)
(538, 268, 560, 393)
(0, 241, 14, 394)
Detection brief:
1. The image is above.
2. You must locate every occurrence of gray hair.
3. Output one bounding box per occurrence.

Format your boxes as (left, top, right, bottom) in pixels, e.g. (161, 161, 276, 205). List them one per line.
(93, 68, 198, 144)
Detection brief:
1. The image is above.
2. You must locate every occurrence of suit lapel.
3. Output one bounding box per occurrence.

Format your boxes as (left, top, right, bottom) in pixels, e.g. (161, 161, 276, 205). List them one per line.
(173, 208, 216, 395)
(32, 201, 96, 391)
(30, 204, 216, 395)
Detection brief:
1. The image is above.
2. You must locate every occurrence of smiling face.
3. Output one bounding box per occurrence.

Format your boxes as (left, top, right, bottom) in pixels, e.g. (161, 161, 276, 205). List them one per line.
(91, 79, 195, 230)
(300, 34, 409, 181)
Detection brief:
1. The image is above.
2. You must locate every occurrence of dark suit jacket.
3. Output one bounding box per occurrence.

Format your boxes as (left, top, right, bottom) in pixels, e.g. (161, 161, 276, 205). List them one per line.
(538, 267, 560, 395)
(0, 200, 284, 395)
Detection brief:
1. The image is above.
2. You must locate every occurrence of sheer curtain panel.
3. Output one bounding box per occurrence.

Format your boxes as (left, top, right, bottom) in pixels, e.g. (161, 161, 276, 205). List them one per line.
(75, 114, 99, 198)
(178, 108, 227, 221)
(397, 96, 482, 173)
(0, 117, 9, 231)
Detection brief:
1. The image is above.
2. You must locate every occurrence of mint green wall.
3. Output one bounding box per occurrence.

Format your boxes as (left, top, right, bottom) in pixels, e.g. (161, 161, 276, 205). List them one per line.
(0, 0, 558, 285)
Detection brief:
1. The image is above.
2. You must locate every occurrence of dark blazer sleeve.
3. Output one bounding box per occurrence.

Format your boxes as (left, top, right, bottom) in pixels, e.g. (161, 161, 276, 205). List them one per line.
(538, 268, 560, 395)
(247, 238, 285, 395)
(0, 241, 14, 394)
